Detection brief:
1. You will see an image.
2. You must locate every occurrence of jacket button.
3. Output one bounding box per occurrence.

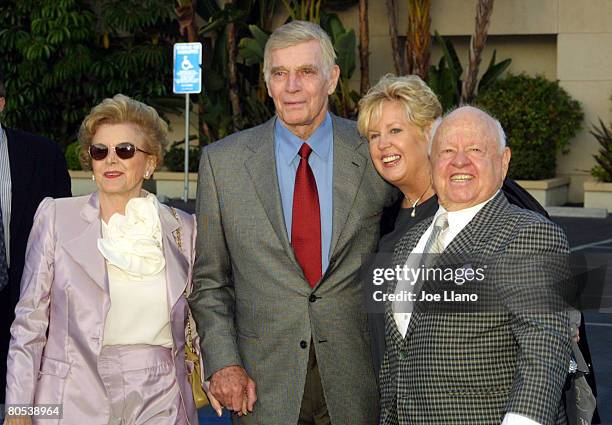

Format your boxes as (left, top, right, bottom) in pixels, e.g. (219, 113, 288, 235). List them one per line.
(398, 350, 408, 360)
(300, 340, 308, 349)
(309, 294, 317, 303)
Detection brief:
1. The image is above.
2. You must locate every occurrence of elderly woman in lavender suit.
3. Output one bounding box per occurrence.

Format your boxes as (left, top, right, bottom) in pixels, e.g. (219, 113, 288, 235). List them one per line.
(4, 94, 219, 425)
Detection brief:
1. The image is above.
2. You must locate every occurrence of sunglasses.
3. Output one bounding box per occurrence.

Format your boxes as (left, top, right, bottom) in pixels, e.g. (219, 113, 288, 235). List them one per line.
(89, 142, 151, 161)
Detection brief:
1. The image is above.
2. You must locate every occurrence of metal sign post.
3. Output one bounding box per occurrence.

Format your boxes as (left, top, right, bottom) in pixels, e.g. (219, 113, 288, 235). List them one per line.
(173, 42, 202, 202)
(184, 93, 190, 202)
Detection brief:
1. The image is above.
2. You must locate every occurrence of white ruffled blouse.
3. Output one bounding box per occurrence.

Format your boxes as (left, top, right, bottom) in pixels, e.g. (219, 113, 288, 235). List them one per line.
(98, 194, 173, 347)
(97, 194, 165, 277)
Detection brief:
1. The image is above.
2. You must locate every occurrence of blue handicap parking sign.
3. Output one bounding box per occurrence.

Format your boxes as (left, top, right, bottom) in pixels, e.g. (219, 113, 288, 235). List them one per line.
(173, 42, 202, 94)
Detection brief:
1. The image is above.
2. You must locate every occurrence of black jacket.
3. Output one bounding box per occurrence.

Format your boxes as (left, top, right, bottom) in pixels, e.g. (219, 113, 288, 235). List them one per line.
(0, 127, 72, 402)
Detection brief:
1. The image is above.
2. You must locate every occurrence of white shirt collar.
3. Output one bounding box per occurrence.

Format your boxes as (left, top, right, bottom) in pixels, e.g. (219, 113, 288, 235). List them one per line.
(433, 190, 500, 235)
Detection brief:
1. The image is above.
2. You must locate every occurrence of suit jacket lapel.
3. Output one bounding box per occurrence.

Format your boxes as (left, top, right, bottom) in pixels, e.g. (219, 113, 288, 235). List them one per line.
(444, 191, 508, 257)
(244, 117, 301, 273)
(158, 205, 188, 310)
(63, 192, 108, 291)
(328, 115, 368, 261)
(6, 128, 34, 242)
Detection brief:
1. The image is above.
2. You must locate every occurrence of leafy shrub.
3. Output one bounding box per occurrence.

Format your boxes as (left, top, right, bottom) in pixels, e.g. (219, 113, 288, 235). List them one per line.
(64, 141, 82, 170)
(164, 141, 201, 172)
(428, 33, 511, 111)
(475, 74, 583, 180)
(0, 0, 177, 149)
(590, 119, 612, 182)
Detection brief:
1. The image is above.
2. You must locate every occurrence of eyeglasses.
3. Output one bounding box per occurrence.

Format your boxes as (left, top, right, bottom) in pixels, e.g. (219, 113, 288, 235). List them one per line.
(89, 142, 151, 161)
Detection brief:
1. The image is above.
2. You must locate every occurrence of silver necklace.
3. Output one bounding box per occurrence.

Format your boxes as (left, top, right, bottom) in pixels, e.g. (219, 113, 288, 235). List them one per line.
(406, 185, 431, 218)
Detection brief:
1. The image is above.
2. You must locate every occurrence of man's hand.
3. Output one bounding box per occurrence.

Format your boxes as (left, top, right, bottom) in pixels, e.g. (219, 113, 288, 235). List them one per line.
(210, 365, 257, 414)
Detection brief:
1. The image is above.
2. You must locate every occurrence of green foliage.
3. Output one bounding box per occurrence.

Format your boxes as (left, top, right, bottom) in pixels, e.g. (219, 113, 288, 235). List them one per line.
(0, 0, 179, 148)
(100, 0, 175, 33)
(238, 25, 268, 66)
(319, 11, 359, 118)
(0, 0, 372, 155)
(321, 13, 355, 78)
(164, 140, 202, 172)
(282, 0, 322, 22)
(195, 0, 273, 141)
(64, 141, 82, 170)
(475, 74, 583, 180)
(427, 32, 511, 111)
(590, 119, 612, 182)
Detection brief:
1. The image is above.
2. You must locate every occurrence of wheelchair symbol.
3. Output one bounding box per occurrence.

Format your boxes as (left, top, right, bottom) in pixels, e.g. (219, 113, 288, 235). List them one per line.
(181, 56, 194, 71)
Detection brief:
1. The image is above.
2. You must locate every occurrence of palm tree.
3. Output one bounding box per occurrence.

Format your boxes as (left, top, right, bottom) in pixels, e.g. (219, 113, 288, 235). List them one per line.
(405, 0, 431, 80)
(385, 0, 403, 75)
(358, 0, 370, 94)
(385, 0, 430, 80)
(461, 0, 495, 104)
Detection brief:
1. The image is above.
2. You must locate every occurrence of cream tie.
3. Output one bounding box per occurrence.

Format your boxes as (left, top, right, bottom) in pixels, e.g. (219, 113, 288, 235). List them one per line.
(423, 213, 449, 255)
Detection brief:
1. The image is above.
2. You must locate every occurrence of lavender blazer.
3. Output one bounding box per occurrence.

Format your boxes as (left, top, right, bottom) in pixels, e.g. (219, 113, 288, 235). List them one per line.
(5, 193, 198, 424)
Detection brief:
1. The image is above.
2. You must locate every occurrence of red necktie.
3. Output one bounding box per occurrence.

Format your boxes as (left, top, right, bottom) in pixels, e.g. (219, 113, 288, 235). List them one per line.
(291, 143, 322, 288)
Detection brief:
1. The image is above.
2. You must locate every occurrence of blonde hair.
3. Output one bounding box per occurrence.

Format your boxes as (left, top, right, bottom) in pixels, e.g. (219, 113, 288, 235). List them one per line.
(263, 20, 336, 84)
(78, 94, 167, 169)
(357, 74, 442, 136)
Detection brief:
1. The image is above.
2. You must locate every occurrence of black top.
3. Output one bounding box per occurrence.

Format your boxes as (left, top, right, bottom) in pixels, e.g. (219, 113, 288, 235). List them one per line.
(0, 128, 71, 403)
(377, 194, 439, 255)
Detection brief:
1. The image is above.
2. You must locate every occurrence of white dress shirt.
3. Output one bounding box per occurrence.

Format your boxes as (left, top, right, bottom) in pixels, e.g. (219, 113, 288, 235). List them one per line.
(393, 191, 542, 425)
(0, 124, 12, 265)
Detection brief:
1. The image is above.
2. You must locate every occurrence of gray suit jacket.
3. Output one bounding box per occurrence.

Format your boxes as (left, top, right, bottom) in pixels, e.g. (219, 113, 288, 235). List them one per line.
(190, 115, 395, 424)
(379, 193, 572, 425)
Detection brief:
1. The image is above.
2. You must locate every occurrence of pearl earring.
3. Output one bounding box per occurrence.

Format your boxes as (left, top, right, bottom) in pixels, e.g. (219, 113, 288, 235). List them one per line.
(144, 171, 149, 178)
(91, 174, 95, 181)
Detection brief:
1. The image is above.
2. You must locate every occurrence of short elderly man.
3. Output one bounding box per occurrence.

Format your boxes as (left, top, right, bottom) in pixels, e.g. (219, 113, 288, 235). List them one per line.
(190, 21, 395, 424)
(379, 106, 571, 425)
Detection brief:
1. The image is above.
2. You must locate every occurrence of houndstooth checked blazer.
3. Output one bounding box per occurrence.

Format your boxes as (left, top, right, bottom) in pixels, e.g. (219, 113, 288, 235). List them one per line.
(379, 192, 572, 425)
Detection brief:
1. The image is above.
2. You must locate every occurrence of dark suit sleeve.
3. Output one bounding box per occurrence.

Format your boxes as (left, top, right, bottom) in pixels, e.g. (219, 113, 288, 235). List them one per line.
(502, 178, 548, 218)
(189, 148, 242, 379)
(500, 220, 572, 425)
(51, 142, 72, 198)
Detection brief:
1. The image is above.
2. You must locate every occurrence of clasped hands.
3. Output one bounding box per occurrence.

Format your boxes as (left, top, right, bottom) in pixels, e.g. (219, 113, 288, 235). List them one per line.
(208, 365, 257, 417)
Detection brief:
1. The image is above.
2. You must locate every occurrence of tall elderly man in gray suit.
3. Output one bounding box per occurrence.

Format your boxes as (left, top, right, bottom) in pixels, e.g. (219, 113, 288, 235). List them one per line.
(379, 106, 571, 425)
(190, 20, 395, 424)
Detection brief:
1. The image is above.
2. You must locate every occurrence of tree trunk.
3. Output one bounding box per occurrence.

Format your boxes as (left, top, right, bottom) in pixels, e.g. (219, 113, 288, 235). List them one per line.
(461, 0, 495, 104)
(404, 0, 431, 80)
(175, 0, 198, 42)
(358, 0, 370, 94)
(385, 0, 402, 75)
(227, 19, 242, 131)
